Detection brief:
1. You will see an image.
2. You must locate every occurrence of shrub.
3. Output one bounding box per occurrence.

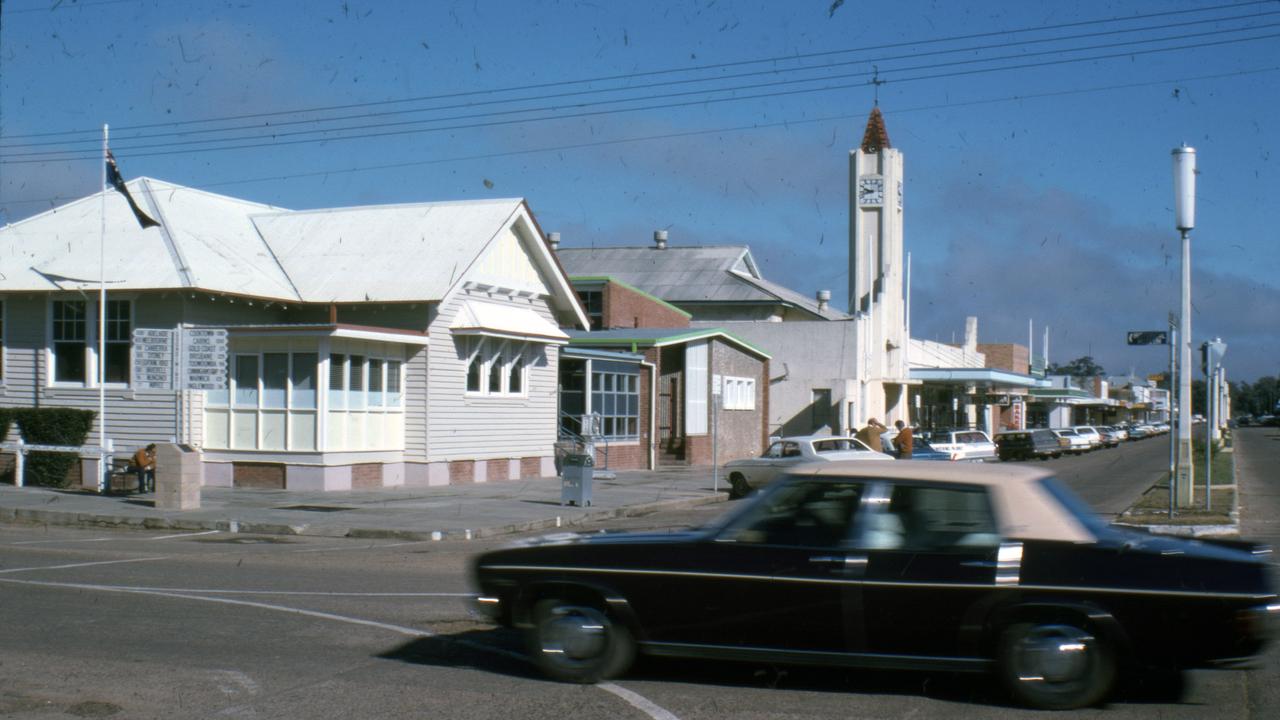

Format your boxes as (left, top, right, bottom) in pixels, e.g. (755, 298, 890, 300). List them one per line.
(11, 408, 97, 488)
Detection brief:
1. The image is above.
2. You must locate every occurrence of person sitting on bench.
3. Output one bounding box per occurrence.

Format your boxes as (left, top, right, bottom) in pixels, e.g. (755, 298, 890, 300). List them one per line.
(132, 444, 157, 493)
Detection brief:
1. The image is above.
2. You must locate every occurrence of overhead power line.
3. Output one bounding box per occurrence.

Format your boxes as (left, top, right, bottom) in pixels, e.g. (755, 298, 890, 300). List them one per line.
(1, 26, 1276, 165)
(4, 6, 1277, 155)
(2, 65, 1275, 210)
(0, 0, 1271, 143)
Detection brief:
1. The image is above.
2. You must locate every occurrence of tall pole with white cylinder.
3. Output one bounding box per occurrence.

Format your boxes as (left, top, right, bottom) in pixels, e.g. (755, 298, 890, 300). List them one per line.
(1172, 146, 1196, 507)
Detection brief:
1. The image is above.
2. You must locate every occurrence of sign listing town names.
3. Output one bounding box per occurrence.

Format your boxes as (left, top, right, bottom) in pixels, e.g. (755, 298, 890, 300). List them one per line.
(180, 328, 228, 391)
(132, 328, 175, 390)
(130, 327, 228, 391)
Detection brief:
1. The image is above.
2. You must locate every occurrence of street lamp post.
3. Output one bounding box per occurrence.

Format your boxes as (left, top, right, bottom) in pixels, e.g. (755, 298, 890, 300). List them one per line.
(1172, 146, 1196, 507)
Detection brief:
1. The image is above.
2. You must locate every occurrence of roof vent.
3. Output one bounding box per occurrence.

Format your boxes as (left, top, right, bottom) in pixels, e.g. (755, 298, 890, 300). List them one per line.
(816, 289, 831, 311)
(547, 232, 560, 251)
(653, 229, 668, 250)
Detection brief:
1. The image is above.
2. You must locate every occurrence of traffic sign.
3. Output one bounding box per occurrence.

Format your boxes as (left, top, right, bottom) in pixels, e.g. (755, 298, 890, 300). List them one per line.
(1126, 331, 1168, 345)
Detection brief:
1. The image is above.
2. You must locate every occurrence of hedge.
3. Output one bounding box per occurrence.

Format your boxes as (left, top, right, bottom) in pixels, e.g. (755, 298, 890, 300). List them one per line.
(3, 408, 97, 488)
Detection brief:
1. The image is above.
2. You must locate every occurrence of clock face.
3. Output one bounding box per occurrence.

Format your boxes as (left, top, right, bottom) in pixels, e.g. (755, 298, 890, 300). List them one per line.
(858, 176, 884, 206)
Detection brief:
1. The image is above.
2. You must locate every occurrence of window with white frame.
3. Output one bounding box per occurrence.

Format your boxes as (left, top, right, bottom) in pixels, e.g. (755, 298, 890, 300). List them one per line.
(463, 337, 528, 397)
(327, 353, 402, 410)
(205, 341, 404, 453)
(591, 366, 640, 439)
(49, 298, 132, 386)
(722, 375, 757, 410)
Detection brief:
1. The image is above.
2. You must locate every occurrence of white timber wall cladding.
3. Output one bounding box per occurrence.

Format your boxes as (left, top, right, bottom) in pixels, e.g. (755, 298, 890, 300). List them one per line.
(0, 293, 184, 449)
(425, 290, 558, 461)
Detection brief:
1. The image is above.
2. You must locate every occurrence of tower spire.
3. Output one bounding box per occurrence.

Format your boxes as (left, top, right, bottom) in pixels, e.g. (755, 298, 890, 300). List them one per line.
(860, 106, 891, 154)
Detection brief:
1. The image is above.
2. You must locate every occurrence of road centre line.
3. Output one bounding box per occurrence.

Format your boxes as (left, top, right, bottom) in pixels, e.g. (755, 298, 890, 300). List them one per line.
(0, 557, 170, 574)
(149, 530, 223, 540)
(0, 577, 432, 637)
(2, 576, 686, 720)
(599, 682, 684, 720)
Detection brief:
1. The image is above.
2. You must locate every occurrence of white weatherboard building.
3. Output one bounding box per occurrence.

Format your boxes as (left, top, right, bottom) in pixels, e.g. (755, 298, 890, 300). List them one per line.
(0, 179, 587, 490)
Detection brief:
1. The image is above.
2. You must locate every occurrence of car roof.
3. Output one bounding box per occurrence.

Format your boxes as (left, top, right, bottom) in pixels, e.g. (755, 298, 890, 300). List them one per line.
(775, 435, 862, 443)
(786, 460, 1094, 544)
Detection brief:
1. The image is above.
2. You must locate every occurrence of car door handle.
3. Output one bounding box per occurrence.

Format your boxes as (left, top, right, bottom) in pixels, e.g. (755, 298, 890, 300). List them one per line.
(961, 560, 997, 569)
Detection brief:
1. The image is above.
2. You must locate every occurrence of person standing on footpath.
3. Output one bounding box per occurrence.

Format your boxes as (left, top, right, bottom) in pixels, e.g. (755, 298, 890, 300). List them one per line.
(856, 419, 885, 452)
(893, 420, 914, 459)
(132, 443, 157, 493)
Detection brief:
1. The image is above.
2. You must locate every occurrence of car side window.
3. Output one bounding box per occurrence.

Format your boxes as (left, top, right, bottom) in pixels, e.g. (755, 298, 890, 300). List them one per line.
(858, 483, 999, 551)
(718, 481, 864, 547)
(782, 442, 801, 458)
(764, 442, 784, 458)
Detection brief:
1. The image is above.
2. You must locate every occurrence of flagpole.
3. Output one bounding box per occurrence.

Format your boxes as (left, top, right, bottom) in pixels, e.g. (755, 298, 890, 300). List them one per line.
(99, 124, 108, 493)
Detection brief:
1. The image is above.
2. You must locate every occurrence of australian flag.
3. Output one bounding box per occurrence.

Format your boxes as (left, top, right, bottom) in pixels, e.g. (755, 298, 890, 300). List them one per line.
(105, 150, 160, 229)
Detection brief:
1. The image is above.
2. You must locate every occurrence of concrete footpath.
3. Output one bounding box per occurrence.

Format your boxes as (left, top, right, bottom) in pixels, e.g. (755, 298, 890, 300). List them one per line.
(0, 465, 729, 541)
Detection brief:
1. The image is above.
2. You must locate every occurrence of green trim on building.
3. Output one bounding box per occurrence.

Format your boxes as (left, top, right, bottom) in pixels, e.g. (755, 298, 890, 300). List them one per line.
(568, 327, 771, 360)
(568, 275, 693, 319)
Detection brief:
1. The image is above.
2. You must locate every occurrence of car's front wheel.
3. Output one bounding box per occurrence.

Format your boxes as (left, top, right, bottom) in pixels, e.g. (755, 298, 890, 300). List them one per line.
(728, 472, 750, 500)
(998, 621, 1116, 710)
(527, 599, 635, 684)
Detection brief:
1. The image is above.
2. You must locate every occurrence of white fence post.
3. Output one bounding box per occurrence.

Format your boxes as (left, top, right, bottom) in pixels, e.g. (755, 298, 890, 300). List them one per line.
(14, 434, 24, 488)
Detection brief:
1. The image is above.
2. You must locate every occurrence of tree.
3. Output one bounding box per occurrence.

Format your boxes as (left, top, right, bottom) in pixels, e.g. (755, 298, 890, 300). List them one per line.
(1047, 356, 1106, 378)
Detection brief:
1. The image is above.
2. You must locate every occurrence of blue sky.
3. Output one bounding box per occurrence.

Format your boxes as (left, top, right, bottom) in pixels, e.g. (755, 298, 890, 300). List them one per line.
(2, 0, 1277, 381)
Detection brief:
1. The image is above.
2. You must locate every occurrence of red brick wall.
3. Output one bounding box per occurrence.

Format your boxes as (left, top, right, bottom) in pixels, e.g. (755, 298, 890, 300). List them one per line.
(234, 462, 286, 489)
(488, 459, 510, 482)
(978, 343, 1030, 374)
(520, 456, 543, 479)
(594, 443, 647, 470)
(448, 460, 475, 485)
(604, 282, 690, 330)
(351, 463, 382, 489)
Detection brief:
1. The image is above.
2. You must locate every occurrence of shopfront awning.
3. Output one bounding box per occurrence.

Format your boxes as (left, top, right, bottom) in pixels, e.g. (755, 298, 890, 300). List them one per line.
(450, 300, 570, 345)
(909, 367, 1048, 388)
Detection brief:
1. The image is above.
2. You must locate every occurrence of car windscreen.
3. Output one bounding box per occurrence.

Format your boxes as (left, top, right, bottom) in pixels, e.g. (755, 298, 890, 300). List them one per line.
(1037, 477, 1113, 537)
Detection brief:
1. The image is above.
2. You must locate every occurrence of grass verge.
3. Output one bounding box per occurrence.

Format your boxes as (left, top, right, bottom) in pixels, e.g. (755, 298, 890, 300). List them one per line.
(1119, 445, 1234, 527)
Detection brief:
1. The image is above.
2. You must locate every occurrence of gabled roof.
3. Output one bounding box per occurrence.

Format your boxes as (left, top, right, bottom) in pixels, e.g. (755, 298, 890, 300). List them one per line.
(0, 178, 296, 299)
(252, 198, 525, 303)
(0, 181, 585, 325)
(557, 245, 849, 320)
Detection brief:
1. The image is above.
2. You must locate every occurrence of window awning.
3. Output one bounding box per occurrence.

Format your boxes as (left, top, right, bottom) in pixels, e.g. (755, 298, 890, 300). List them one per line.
(450, 300, 570, 345)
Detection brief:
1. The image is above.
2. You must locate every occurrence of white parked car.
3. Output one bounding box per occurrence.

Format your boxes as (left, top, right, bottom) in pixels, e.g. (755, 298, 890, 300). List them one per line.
(725, 435, 891, 498)
(1072, 426, 1103, 450)
(1053, 428, 1091, 454)
(922, 429, 997, 462)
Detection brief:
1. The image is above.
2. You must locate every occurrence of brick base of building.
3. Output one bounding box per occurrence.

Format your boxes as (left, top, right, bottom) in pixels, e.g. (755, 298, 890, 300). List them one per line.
(234, 462, 286, 489)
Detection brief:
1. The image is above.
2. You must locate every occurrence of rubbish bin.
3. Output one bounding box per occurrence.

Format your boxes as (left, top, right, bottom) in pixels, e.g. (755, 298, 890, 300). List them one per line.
(561, 453, 594, 507)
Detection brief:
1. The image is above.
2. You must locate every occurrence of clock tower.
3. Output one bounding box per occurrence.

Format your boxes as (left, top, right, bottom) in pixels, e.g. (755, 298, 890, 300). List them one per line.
(849, 106, 911, 427)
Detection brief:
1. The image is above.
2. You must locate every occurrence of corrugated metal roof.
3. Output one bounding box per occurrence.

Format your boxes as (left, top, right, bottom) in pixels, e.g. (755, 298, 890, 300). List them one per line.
(0, 178, 296, 299)
(556, 245, 849, 319)
(0, 182, 543, 306)
(253, 198, 522, 302)
(556, 245, 778, 303)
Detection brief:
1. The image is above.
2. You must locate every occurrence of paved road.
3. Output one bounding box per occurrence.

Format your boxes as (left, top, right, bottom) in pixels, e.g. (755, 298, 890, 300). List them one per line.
(0, 434, 1273, 719)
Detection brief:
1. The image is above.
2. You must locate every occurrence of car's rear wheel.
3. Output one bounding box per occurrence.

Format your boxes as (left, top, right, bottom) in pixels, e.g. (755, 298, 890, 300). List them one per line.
(728, 473, 750, 500)
(998, 621, 1116, 710)
(527, 599, 634, 684)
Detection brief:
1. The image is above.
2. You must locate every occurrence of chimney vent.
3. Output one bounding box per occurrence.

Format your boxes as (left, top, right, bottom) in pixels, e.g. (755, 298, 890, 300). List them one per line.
(547, 232, 560, 251)
(653, 230, 668, 249)
(816, 289, 831, 311)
